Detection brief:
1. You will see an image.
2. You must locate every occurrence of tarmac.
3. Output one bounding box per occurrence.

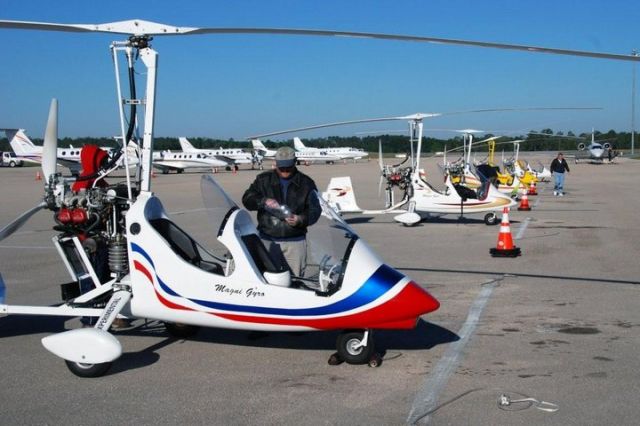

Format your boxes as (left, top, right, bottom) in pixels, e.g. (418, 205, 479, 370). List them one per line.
(0, 154, 638, 425)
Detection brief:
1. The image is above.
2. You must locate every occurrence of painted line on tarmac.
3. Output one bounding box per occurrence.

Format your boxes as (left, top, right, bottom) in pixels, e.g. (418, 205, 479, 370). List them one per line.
(406, 278, 502, 425)
(515, 217, 530, 240)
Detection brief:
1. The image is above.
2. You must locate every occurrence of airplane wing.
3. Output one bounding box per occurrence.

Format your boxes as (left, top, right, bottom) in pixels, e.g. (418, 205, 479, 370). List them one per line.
(152, 162, 185, 173)
(209, 154, 235, 164)
(56, 158, 82, 175)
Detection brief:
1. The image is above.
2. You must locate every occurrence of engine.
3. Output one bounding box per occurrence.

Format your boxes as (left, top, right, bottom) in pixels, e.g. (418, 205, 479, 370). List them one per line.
(49, 178, 131, 280)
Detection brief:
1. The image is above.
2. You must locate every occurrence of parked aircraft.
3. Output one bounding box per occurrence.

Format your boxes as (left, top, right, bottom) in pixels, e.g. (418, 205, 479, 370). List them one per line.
(2, 128, 139, 174)
(293, 137, 369, 162)
(178, 137, 256, 170)
(152, 149, 232, 174)
(250, 139, 341, 165)
(575, 131, 618, 163)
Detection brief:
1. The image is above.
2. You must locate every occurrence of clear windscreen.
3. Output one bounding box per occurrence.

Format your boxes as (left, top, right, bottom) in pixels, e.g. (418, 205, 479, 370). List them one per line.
(201, 175, 239, 237)
(304, 192, 358, 287)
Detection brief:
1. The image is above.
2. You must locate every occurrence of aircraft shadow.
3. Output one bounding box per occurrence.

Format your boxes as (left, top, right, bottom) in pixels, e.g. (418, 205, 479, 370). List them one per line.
(172, 318, 458, 352)
(0, 315, 68, 338)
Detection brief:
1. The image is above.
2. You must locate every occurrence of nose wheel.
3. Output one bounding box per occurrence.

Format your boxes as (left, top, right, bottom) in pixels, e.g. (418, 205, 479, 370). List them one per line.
(330, 329, 381, 367)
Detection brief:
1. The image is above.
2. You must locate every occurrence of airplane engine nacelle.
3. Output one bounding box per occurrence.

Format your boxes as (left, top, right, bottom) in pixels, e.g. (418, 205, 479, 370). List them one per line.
(603, 142, 611, 150)
(577, 143, 586, 151)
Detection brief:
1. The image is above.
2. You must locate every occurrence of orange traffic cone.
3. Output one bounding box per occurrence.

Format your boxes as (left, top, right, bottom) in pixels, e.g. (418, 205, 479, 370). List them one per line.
(490, 207, 521, 257)
(35, 171, 42, 181)
(518, 191, 532, 211)
(527, 181, 537, 196)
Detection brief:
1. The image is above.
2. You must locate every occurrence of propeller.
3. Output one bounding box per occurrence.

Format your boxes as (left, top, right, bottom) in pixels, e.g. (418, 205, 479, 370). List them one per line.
(0, 98, 58, 242)
(0, 202, 47, 242)
(42, 98, 58, 183)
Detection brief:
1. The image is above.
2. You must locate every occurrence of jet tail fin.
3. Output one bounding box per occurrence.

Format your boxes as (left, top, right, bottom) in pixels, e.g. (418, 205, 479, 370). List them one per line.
(322, 177, 362, 213)
(251, 139, 267, 150)
(179, 137, 195, 152)
(6, 129, 39, 155)
(293, 137, 306, 151)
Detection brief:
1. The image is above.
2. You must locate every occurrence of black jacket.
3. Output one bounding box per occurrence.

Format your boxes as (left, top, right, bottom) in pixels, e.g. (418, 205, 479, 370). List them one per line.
(550, 158, 570, 173)
(242, 169, 322, 239)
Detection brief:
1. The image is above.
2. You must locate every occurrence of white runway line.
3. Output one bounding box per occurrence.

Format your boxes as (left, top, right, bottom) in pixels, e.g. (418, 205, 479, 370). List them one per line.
(514, 187, 543, 240)
(406, 278, 502, 425)
(515, 217, 531, 240)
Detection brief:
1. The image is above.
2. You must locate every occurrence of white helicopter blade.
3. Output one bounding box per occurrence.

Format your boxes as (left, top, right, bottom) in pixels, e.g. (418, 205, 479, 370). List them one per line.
(0, 19, 639, 62)
(42, 98, 58, 184)
(249, 107, 600, 139)
(0, 201, 47, 242)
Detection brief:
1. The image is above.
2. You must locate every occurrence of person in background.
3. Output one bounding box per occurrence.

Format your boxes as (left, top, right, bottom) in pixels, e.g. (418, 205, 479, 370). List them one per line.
(242, 146, 321, 277)
(550, 152, 570, 196)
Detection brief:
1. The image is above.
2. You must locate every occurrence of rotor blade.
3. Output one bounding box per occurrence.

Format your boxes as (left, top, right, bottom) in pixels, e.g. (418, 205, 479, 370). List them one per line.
(1, 19, 639, 62)
(42, 98, 58, 184)
(0, 202, 46, 242)
(248, 115, 437, 139)
(249, 107, 600, 139)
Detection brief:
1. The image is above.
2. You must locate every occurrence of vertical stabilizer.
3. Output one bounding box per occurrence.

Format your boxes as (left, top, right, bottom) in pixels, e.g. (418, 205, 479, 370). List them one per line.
(293, 137, 306, 151)
(179, 137, 196, 152)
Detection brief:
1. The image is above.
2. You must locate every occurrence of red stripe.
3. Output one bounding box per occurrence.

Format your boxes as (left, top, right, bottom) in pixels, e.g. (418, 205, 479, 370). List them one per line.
(215, 282, 439, 330)
(133, 260, 194, 311)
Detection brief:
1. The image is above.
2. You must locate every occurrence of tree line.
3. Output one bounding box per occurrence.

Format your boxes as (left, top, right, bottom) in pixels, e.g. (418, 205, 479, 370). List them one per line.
(0, 129, 636, 154)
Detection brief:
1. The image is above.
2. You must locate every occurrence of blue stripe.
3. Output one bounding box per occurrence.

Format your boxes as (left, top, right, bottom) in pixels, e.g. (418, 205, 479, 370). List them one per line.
(131, 242, 155, 268)
(189, 264, 403, 316)
(132, 243, 404, 317)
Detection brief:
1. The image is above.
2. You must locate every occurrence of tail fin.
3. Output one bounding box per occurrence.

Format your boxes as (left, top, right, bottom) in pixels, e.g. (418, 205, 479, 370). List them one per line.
(251, 139, 267, 150)
(293, 137, 306, 151)
(322, 177, 362, 213)
(179, 137, 196, 152)
(6, 129, 40, 155)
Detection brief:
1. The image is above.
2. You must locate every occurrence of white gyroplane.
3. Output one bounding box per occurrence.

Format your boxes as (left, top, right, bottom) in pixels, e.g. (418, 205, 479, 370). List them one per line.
(0, 17, 638, 377)
(321, 115, 517, 226)
(0, 19, 444, 377)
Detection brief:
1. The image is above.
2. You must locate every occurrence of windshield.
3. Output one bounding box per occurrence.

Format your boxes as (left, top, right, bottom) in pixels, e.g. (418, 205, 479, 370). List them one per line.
(201, 175, 238, 237)
(304, 192, 358, 287)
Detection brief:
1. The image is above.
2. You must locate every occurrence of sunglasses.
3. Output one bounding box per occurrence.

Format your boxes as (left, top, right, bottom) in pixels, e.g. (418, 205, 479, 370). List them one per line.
(277, 166, 294, 172)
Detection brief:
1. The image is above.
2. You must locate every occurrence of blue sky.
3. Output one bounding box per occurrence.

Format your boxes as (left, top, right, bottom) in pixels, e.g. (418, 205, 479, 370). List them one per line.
(1, 0, 638, 140)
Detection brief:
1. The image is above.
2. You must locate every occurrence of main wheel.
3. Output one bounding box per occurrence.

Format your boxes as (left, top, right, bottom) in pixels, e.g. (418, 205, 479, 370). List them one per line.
(336, 330, 374, 365)
(484, 212, 498, 226)
(65, 360, 112, 378)
(9, 160, 16, 167)
(164, 322, 200, 338)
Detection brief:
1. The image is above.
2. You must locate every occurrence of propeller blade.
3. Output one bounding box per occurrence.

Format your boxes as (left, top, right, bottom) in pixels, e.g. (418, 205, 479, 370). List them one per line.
(378, 175, 384, 198)
(42, 99, 58, 183)
(378, 139, 384, 172)
(0, 202, 46, 242)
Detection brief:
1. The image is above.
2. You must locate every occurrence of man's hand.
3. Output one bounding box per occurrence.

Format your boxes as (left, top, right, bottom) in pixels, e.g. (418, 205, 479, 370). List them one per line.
(264, 198, 280, 209)
(285, 214, 302, 227)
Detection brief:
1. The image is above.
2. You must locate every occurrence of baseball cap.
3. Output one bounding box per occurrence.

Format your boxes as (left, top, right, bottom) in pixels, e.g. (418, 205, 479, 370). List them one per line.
(275, 146, 296, 168)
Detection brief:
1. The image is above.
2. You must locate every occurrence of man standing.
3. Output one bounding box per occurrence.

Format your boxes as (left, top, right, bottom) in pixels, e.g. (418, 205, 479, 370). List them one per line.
(242, 146, 321, 277)
(550, 152, 570, 196)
